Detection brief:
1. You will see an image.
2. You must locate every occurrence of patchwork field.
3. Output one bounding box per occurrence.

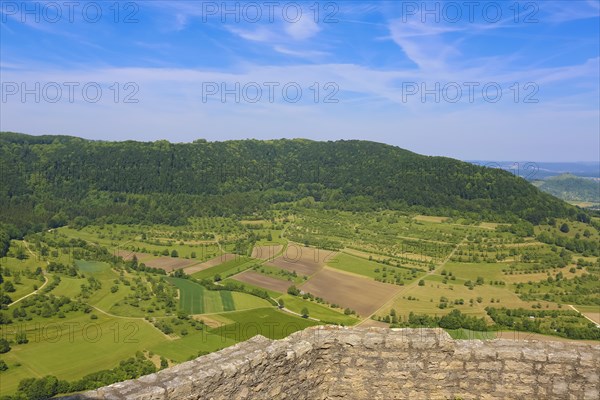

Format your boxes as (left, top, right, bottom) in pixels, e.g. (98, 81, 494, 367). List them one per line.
(299, 267, 401, 317)
(2, 207, 598, 399)
(166, 277, 270, 314)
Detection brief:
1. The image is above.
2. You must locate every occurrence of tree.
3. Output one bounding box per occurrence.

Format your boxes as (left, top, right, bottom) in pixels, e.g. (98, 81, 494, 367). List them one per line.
(301, 307, 309, 318)
(171, 250, 179, 258)
(418, 279, 425, 286)
(17, 376, 67, 400)
(0, 338, 10, 353)
(160, 357, 168, 369)
(0, 359, 7, 371)
(2, 281, 15, 293)
(287, 285, 300, 296)
(0, 294, 12, 305)
(278, 299, 285, 309)
(560, 223, 570, 233)
(16, 331, 28, 344)
(15, 246, 28, 260)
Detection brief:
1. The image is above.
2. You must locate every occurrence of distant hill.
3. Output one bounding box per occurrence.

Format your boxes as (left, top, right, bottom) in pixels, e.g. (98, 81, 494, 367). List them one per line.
(534, 174, 600, 204)
(467, 161, 600, 180)
(0, 132, 584, 234)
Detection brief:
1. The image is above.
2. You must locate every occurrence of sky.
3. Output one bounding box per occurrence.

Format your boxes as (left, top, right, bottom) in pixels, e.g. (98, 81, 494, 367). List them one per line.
(0, 0, 599, 161)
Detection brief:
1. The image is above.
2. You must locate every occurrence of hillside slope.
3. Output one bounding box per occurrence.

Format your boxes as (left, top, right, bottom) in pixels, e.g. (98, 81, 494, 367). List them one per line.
(0, 132, 581, 233)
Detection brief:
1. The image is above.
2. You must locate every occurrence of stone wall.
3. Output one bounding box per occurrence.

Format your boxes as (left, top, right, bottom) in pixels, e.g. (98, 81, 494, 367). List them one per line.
(62, 326, 600, 400)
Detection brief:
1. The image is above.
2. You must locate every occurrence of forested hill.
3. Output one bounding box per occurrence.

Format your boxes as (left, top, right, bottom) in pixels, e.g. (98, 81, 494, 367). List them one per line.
(534, 174, 600, 203)
(0, 132, 584, 234)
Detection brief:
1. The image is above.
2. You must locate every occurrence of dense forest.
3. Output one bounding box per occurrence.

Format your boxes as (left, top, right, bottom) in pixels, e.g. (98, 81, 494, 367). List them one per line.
(0, 132, 587, 241)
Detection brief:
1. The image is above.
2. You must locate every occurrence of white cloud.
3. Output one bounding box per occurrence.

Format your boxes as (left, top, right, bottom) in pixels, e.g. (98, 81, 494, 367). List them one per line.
(284, 15, 321, 40)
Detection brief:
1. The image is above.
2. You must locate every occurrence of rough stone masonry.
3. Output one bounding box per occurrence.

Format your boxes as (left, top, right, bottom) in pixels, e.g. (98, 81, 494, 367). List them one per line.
(61, 326, 600, 400)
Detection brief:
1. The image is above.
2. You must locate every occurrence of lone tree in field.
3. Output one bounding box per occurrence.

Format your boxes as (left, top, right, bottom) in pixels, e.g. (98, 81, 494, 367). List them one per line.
(301, 307, 309, 318)
(278, 299, 285, 309)
(560, 223, 570, 233)
(171, 249, 179, 258)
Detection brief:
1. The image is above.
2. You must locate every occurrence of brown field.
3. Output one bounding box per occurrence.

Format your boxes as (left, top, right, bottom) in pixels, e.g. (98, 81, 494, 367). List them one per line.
(183, 253, 238, 274)
(234, 270, 291, 293)
(583, 312, 600, 325)
(266, 246, 336, 276)
(143, 257, 199, 272)
(300, 267, 401, 317)
(251, 245, 283, 260)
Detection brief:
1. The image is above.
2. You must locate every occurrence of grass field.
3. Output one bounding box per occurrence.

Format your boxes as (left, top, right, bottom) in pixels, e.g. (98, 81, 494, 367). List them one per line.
(328, 252, 386, 279)
(278, 295, 358, 325)
(0, 312, 166, 396)
(383, 274, 559, 321)
(149, 330, 237, 362)
(208, 308, 317, 341)
(190, 256, 255, 280)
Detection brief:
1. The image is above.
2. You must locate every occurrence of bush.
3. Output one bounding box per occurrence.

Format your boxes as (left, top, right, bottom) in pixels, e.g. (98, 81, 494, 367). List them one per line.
(0, 338, 10, 353)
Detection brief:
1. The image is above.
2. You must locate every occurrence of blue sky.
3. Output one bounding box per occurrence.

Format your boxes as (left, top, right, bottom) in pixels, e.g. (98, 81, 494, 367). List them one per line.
(1, 0, 599, 161)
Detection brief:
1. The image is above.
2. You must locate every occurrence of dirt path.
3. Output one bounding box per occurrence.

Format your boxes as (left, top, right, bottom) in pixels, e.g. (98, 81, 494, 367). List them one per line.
(568, 305, 600, 326)
(8, 274, 49, 307)
(8, 241, 50, 307)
